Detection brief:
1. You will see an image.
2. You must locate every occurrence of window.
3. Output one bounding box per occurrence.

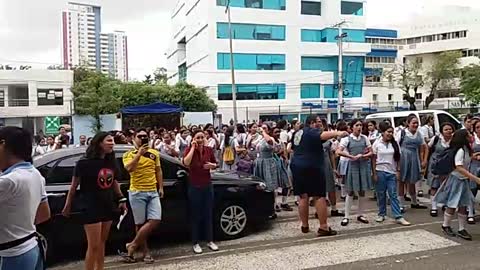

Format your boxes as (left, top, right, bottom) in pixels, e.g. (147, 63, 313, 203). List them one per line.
(37, 89, 64, 106)
(301, 56, 337, 71)
(217, 53, 285, 70)
(46, 155, 82, 185)
(341, 1, 363, 15)
(301, 28, 365, 43)
(301, 1, 321, 15)
(216, 0, 286, 10)
(372, 94, 378, 101)
(300, 84, 320, 99)
(0, 90, 4, 107)
(178, 63, 187, 82)
(438, 113, 462, 131)
(365, 75, 381, 82)
(218, 84, 286, 100)
(388, 94, 393, 101)
(323, 84, 337, 98)
(415, 93, 422, 100)
(217, 23, 285, 41)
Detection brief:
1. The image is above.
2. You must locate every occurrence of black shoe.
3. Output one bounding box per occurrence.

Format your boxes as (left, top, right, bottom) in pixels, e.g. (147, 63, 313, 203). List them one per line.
(281, 203, 293, 212)
(430, 209, 438, 217)
(442, 226, 456, 237)
(404, 194, 412, 202)
(418, 190, 424, 197)
(468, 217, 476, 225)
(269, 213, 278, 220)
(301, 226, 310, 233)
(411, 204, 428, 209)
(357, 215, 369, 224)
(331, 210, 344, 217)
(275, 205, 281, 212)
(341, 218, 349, 226)
(317, 227, 338, 237)
(457, 229, 473, 241)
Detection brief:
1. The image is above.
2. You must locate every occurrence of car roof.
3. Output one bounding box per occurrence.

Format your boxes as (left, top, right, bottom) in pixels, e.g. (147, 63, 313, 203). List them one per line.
(32, 145, 184, 168)
(366, 110, 448, 119)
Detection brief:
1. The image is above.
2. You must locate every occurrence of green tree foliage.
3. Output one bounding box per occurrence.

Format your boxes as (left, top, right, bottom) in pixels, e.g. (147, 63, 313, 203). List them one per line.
(391, 59, 424, 110)
(461, 64, 480, 104)
(424, 51, 461, 108)
(158, 82, 217, 111)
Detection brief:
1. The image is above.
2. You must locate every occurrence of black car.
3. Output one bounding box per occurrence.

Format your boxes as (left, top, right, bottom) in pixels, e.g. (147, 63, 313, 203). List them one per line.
(34, 146, 273, 259)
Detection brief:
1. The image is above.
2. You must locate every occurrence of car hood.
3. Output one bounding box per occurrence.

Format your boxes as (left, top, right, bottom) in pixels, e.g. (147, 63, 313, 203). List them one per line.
(211, 170, 263, 183)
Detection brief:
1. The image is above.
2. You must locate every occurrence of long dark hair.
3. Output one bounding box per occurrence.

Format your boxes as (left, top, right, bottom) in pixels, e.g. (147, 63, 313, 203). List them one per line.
(450, 129, 472, 155)
(86, 132, 115, 161)
(378, 121, 401, 162)
(224, 126, 234, 147)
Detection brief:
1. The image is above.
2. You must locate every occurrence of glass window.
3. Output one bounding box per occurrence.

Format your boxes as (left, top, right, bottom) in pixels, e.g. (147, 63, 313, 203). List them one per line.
(217, 0, 285, 10)
(218, 84, 286, 100)
(38, 89, 64, 106)
(178, 63, 187, 82)
(301, 1, 321, 15)
(301, 29, 322, 42)
(438, 113, 462, 131)
(217, 23, 285, 41)
(217, 53, 285, 70)
(47, 155, 82, 185)
(324, 84, 337, 98)
(300, 84, 320, 99)
(372, 94, 378, 101)
(388, 94, 393, 101)
(301, 56, 337, 71)
(0, 90, 4, 107)
(341, 1, 363, 15)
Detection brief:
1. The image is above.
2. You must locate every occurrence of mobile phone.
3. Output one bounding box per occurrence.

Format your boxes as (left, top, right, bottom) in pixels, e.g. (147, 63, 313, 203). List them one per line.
(141, 137, 149, 146)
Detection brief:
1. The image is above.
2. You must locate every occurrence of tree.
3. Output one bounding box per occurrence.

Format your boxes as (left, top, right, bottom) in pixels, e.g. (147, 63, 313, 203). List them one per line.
(461, 64, 480, 103)
(424, 51, 461, 108)
(391, 59, 424, 110)
(158, 82, 217, 111)
(72, 69, 122, 132)
(143, 74, 154, 85)
(153, 67, 168, 84)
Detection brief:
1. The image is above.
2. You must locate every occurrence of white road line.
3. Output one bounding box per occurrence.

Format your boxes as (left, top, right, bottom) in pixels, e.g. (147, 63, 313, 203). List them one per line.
(135, 229, 458, 270)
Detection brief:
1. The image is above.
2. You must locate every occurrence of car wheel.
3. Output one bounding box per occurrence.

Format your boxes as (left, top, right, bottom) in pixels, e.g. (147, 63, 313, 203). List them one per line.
(215, 202, 248, 240)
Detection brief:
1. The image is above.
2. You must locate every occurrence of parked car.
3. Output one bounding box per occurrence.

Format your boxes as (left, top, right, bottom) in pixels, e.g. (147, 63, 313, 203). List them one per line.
(365, 110, 463, 133)
(34, 145, 274, 260)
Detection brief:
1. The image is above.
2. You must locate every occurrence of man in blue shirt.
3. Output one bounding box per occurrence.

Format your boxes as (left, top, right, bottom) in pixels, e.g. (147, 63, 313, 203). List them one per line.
(291, 115, 347, 237)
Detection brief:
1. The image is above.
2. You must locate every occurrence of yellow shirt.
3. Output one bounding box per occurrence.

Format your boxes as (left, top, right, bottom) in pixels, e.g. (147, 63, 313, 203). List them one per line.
(123, 148, 160, 192)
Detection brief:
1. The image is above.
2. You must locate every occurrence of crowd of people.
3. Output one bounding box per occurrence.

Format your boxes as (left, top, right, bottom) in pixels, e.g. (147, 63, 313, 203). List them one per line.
(4, 112, 480, 269)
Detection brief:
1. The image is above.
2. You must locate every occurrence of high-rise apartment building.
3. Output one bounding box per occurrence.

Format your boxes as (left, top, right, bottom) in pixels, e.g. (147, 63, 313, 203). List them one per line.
(62, 2, 128, 81)
(167, 0, 370, 122)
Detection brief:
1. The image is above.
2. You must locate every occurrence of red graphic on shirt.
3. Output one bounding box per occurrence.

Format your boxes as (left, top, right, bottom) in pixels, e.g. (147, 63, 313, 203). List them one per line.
(97, 168, 114, 189)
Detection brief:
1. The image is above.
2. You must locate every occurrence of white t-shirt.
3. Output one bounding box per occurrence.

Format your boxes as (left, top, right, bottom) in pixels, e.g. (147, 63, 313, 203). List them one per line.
(339, 134, 372, 149)
(454, 148, 469, 180)
(372, 139, 397, 174)
(428, 135, 450, 148)
(395, 128, 425, 146)
(280, 130, 290, 144)
(157, 141, 177, 156)
(0, 162, 47, 257)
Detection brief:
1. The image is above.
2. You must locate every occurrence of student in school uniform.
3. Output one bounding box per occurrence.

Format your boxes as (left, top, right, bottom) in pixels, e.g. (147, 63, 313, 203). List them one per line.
(336, 119, 373, 226)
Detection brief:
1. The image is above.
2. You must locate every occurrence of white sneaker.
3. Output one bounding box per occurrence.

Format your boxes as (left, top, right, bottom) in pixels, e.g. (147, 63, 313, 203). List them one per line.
(207, 242, 219, 251)
(193, 244, 203, 254)
(396, 218, 411, 226)
(375, 216, 385, 223)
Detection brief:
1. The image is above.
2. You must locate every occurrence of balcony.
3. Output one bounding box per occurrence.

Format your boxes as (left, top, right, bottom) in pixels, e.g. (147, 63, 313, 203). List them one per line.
(370, 44, 398, 50)
(8, 99, 29, 107)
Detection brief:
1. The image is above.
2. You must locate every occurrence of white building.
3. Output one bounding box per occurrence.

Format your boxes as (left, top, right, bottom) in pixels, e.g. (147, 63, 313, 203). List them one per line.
(365, 5, 480, 111)
(62, 2, 129, 81)
(0, 70, 74, 135)
(167, 0, 370, 123)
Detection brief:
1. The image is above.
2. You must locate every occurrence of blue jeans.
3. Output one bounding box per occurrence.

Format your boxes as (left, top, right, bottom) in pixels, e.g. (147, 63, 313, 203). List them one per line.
(0, 245, 43, 270)
(188, 184, 214, 244)
(376, 171, 403, 219)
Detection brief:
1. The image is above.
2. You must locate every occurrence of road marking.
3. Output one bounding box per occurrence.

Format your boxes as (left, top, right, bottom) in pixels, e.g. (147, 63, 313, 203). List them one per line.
(137, 229, 458, 270)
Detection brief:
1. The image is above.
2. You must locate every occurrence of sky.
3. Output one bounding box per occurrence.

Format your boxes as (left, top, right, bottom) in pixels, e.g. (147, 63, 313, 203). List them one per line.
(0, 0, 480, 80)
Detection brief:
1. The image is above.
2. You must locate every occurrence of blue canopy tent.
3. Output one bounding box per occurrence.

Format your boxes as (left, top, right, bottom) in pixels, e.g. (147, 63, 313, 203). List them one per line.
(121, 102, 183, 130)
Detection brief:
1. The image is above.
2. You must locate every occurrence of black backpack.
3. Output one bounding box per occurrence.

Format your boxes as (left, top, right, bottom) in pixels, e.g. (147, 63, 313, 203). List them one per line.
(431, 147, 457, 176)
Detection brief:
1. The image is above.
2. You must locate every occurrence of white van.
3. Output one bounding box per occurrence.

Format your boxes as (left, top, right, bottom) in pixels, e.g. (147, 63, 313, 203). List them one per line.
(365, 110, 463, 134)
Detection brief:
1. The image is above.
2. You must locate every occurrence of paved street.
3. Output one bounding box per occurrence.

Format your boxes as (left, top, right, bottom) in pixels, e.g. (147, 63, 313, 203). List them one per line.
(52, 191, 480, 270)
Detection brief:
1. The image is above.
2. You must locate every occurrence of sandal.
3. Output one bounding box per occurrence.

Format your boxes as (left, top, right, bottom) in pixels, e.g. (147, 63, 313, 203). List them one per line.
(317, 227, 338, 237)
(430, 209, 438, 217)
(341, 218, 349, 226)
(143, 255, 155, 264)
(301, 226, 310, 233)
(118, 250, 136, 264)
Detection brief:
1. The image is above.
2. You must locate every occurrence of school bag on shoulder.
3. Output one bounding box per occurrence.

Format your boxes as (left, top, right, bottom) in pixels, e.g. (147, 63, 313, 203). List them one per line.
(431, 147, 456, 176)
(223, 145, 235, 165)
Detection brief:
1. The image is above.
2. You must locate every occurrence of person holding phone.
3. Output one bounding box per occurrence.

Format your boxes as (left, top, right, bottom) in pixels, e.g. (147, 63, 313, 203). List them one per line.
(122, 129, 163, 264)
(183, 130, 219, 254)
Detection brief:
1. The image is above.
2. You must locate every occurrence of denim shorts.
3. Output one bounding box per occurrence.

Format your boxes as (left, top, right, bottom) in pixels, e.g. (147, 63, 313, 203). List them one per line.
(128, 191, 162, 225)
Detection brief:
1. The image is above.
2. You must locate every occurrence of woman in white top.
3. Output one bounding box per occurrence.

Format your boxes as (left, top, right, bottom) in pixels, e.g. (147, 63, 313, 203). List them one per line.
(434, 129, 480, 240)
(372, 121, 410, 226)
(157, 133, 178, 158)
(175, 129, 192, 158)
(367, 120, 380, 144)
(45, 136, 57, 152)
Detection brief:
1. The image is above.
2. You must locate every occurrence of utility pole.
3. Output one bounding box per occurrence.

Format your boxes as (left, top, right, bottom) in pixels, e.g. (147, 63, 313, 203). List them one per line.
(226, 0, 238, 124)
(334, 20, 348, 120)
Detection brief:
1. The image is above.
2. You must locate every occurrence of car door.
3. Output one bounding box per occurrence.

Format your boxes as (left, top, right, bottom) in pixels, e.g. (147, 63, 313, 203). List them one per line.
(40, 154, 86, 246)
(156, 158, 189, 234)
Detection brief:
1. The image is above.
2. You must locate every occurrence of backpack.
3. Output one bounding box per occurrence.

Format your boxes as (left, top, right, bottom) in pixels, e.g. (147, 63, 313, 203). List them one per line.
(431, 147, 457, 176)
(223, 145, 235, 165)
(425, 135, 440, 177)
(399, 128, 406, 146)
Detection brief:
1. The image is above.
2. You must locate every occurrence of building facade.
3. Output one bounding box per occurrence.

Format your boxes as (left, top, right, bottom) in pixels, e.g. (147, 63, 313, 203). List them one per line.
(167, 0, 371, 123)
(62, 2, 129, 81)
(0, 70, 74, 135)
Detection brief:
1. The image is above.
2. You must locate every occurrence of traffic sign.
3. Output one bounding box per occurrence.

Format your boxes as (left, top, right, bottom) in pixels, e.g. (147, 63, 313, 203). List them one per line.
(45, 116, 60, 134)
